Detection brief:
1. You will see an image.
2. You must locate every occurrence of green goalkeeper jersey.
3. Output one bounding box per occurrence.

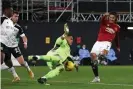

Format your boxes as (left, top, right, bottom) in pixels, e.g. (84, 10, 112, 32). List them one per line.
(49, 37, 71, 63)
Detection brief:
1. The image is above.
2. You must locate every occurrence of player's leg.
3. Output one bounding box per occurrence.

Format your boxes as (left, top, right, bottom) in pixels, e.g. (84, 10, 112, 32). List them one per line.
(17, 56, 34, 78)
(28, 54, 62, 71)
(47, 62, 53, 70)
(31, 54, 64, 84)
(90, 42, 100, 82)
(28, 54, 60, 63)
(1, 44, 20, 82)
(98, 42, 111, 65)
(0, 52, 5, 64)
(4, 52, 20, 82)
(1, 43, 6, 64)
(28, 50, 59, 62)
(11, 47, 34, 78)
(98, 49, 108, 65)
(90, 41, 111, 82)
(28, 55, 51, 61)
(90, 53, 100, 82)
(37, 64, 64, 84)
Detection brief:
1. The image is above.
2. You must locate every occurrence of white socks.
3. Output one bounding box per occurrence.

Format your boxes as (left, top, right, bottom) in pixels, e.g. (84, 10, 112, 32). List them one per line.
(8, 67, 18, 78)
(22, 61, 31, 71)
(1, 63, 18, 78)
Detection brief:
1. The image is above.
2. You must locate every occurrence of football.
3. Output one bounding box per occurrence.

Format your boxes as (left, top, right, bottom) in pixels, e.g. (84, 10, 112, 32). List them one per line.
(65, 61, 75, 71)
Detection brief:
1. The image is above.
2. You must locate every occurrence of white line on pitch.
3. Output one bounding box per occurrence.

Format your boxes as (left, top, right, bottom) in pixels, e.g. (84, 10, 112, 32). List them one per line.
(89, 83, 133, 87)
(1, 78, 133, 87)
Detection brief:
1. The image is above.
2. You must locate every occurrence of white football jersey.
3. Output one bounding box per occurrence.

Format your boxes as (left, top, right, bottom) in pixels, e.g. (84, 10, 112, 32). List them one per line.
(0, 15, 25, 47)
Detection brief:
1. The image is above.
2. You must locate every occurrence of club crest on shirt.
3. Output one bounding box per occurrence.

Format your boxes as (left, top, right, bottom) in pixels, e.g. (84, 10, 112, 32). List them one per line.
(107, 24, 110, 27)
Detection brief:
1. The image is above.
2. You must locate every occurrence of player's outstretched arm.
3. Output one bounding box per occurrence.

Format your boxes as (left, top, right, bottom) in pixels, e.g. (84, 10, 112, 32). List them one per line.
(53, 23, 70, 49)
(61, 23, 70, 39)
(103, 12, 109, 16)
(53, 23, 70, 50)
(101, 12, 109, 24)
(64, 23, 69, 35)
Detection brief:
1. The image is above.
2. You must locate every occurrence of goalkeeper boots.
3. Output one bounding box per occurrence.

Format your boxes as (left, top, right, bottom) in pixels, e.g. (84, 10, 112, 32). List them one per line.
(28, 55, 39, 61)
(37, 77, 50, 85)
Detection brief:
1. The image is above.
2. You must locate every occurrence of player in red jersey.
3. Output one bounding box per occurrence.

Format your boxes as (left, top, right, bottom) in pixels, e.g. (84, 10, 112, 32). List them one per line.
(90, 12, 120, 82)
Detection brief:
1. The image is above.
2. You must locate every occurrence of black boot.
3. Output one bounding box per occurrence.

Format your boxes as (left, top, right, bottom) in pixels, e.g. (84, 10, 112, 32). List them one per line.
(37, 77, 47, 84)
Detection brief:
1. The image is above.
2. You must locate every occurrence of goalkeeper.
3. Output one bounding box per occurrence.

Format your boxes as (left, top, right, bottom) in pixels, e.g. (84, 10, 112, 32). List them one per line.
(28, 23, 78, 85)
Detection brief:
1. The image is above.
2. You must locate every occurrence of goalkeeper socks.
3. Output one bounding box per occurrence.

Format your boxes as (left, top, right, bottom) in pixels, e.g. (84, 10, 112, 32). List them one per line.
(46, 62, 53, 70)
(91, 62, 99, 77)
(8, 67, 19, 78)
(37, 55, 51, 61)
(42, 65, 64, 79)
(39, 55, 60, 62)
(21, 61, 31, 71)
(43, 68, 60, 79)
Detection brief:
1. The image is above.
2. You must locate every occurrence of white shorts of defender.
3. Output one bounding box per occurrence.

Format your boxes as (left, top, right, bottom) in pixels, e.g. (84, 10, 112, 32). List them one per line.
(91, 41, 112, 56)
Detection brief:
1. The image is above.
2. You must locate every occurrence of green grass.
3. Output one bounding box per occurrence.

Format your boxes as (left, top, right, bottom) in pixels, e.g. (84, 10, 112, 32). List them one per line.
(1, 66, 133, 89)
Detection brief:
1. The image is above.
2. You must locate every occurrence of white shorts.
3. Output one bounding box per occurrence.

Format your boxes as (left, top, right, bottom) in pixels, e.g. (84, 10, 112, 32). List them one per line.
(91, 41, 112, 55)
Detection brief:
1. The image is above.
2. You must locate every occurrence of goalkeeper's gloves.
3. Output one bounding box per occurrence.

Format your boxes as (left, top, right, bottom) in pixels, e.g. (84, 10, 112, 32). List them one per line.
(64, 23, 69, 35)
(67, 56, 74, 63)
(68, 56, 79, 72)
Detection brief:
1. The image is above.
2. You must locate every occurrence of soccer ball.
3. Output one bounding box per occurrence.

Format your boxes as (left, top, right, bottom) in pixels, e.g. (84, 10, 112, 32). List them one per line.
(65, 61, 75, 71)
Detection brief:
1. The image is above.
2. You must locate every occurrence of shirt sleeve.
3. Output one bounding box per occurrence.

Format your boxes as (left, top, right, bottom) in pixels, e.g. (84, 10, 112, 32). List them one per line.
(15, 25, 25, 37)
(55, 37, 64, 45)
(1, 17, 8, 25)
(101, 15, 108, 25)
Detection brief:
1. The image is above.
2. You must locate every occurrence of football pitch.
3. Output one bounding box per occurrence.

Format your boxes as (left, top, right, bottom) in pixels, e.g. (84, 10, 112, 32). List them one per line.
(1, 66, 133, 89)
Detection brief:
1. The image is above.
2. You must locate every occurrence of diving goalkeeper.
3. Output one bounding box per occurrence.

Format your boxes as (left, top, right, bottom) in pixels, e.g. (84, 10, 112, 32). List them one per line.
(28, 23, 78, 85)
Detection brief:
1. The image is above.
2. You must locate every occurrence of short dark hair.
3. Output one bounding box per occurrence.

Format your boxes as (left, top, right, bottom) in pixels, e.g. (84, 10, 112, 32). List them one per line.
(109, 12, 118, 17)
(13, 11, 19, 14)
(67, 33, 73, 36)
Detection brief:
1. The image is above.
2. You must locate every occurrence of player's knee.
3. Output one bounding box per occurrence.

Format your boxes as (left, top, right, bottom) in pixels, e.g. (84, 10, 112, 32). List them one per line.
(90, 53, 97, 60)
(100, 49, 108, 56)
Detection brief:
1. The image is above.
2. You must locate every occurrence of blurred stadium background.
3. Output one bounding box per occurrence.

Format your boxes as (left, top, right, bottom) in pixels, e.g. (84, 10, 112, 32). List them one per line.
(1, 0, 133, 89)
(2, 0, 132, 65)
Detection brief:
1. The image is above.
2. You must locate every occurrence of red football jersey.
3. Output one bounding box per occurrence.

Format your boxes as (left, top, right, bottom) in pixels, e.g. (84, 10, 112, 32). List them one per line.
(97, 15, 120, 43)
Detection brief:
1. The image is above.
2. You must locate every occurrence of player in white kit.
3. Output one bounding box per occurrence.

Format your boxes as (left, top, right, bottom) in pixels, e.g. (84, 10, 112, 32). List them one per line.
(1, 1, 34, 82)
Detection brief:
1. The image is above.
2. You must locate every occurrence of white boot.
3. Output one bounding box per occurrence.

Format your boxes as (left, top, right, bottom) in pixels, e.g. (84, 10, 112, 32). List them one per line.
(91, 77, 100, 83)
